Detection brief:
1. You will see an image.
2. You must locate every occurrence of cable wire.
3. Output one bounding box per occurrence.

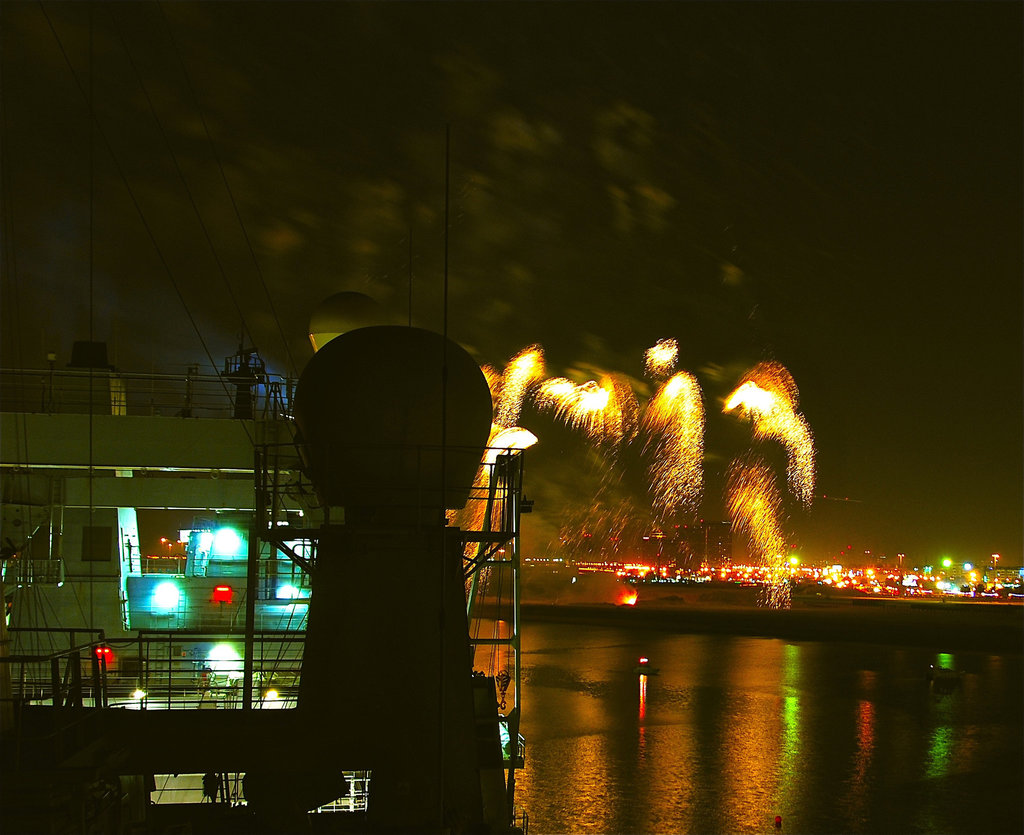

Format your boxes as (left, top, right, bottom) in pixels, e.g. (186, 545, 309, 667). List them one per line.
(155, 1, 299, 379)
(38, 2, 256, 448)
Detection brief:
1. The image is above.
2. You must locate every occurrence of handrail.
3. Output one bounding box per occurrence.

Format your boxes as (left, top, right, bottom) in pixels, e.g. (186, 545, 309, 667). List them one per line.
(0, 366, 295, 420)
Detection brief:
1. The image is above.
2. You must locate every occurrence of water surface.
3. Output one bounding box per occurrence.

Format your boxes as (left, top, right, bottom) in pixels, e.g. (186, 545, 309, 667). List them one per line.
(514, 622, 1023, 834)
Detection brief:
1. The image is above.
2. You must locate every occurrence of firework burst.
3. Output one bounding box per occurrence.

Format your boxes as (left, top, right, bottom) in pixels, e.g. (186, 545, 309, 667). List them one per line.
(495, 345, 545, 429)
(724, 362, 815, 507)
(535, 374, 638, 450)
(642, 371, 705, 519)
(726, 457, 790, 608)
(644, 338, 678, 379)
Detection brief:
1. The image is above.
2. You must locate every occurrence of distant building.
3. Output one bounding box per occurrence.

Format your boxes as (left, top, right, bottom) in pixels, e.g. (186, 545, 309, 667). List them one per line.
(688, 521, 732, 567)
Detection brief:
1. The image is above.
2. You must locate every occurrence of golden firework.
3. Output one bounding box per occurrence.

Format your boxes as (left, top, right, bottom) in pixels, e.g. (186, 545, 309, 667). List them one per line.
(644, 338, 678, 379)
(724, 362, 815, 507)
(481, 364, 502, 411)
(536, 374, 638, 449)
(726, 457, 791, 609)
(495, 345, 545, 429)
(642, 371, 705, 518)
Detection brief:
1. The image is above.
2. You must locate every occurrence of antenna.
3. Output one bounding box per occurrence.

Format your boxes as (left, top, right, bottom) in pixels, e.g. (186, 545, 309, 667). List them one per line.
(438, 121, 451, 829)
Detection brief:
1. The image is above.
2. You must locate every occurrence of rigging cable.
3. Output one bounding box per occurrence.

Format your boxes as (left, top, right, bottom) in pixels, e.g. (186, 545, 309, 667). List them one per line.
(106, 8, 260, 365)
(87, 0, 95, 631)
(38, 3, 256, 448)
(0, 0, 38, 648)
(155, 1, 299, 380)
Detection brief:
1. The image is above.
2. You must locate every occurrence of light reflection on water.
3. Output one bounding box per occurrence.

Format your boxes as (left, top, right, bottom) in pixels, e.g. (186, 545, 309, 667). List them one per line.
(515, 623, 1023, 834)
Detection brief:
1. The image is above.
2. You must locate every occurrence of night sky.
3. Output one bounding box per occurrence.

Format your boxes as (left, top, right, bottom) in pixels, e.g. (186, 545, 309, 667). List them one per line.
(2, 2, 1021, 566)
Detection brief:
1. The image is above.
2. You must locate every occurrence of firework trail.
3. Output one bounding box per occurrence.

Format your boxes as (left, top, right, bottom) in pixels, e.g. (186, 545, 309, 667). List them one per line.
(644, 338, 678, 379)
(727, 457, 791, 609)
(481, 364, 503, 411)
(724, 362, 815, 507)
(642, 371, 705, 519)
(535, 374, 639, 451)
(495, 345, 545, 428)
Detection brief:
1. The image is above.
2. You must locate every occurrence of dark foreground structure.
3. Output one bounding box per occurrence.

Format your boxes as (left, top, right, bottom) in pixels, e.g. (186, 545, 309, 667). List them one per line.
(1, 326, 529, 833)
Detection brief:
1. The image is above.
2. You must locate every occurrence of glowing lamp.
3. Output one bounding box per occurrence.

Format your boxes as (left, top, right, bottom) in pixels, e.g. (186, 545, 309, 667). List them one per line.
(131, 689, 146, 700)
(153, 581, 180, 612)
(963, 563, 973, 571)
(207, 643, 243, 680)
(277, 584, 309, 600)
(212, 585, 234, 604)
(94, 645, 113, 661)
(212, 527, 244, 557)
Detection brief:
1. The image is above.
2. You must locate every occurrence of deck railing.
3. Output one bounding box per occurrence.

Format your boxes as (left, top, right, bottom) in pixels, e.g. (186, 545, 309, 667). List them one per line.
(0, 367, 294, 420)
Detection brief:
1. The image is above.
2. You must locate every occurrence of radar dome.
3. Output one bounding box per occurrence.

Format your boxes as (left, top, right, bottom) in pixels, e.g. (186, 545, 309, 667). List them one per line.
(308, 292, 389, 351)
(293, 326, 493, 516)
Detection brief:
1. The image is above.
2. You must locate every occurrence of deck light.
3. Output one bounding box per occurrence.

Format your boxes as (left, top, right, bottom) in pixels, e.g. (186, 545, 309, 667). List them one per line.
(207, 643, 243, 680)
(212, 527, 244, 557)
(153, 581, 180, 612)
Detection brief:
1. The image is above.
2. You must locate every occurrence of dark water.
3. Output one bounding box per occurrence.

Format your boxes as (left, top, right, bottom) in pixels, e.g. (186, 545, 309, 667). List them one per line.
(514, 622, 1023, 834)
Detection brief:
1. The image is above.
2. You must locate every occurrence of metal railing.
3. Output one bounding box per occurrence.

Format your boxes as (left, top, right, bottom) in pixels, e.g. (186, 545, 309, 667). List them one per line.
(2, 629, 305, 712)
(1, 557, 65, 586)
(0, 367, 294, 420)
(149, 771, 371, 812)
(4, 628, 109, 708)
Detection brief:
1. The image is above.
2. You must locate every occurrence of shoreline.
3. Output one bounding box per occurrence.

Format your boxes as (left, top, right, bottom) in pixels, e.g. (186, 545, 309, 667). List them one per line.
(520, 599, 1024, 654)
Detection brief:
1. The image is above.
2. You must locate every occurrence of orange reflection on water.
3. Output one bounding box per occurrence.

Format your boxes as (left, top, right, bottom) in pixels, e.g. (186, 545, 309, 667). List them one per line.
(639, 673, 647, 721)
(721, 641, 790, 829)
(843, 696, 876, 824)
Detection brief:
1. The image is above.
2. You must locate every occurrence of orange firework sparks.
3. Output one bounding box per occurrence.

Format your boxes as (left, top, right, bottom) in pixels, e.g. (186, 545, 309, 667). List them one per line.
(536, 374, 638, 449)
(644, 338, 678, 379)
(608, 374, 640, 445)
(496, 345, 545, 428)
(481, 364, 502, 410)
(724, 362, 815, 507)
(726, 458, 790, 609)
(642, 371, 705, 518)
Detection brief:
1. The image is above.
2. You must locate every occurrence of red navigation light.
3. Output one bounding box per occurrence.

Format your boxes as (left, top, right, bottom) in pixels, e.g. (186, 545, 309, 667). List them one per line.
(212, 585, 234, 604)
(94, 645, 113, 660)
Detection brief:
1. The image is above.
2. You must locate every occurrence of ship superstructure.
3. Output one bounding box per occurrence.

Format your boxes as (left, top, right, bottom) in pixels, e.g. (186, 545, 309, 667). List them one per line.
(0, 332, 530, 833)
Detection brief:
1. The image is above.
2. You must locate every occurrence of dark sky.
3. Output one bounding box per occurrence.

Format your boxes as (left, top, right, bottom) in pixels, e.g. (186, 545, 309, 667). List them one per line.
(2, 2, 1021, 566)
